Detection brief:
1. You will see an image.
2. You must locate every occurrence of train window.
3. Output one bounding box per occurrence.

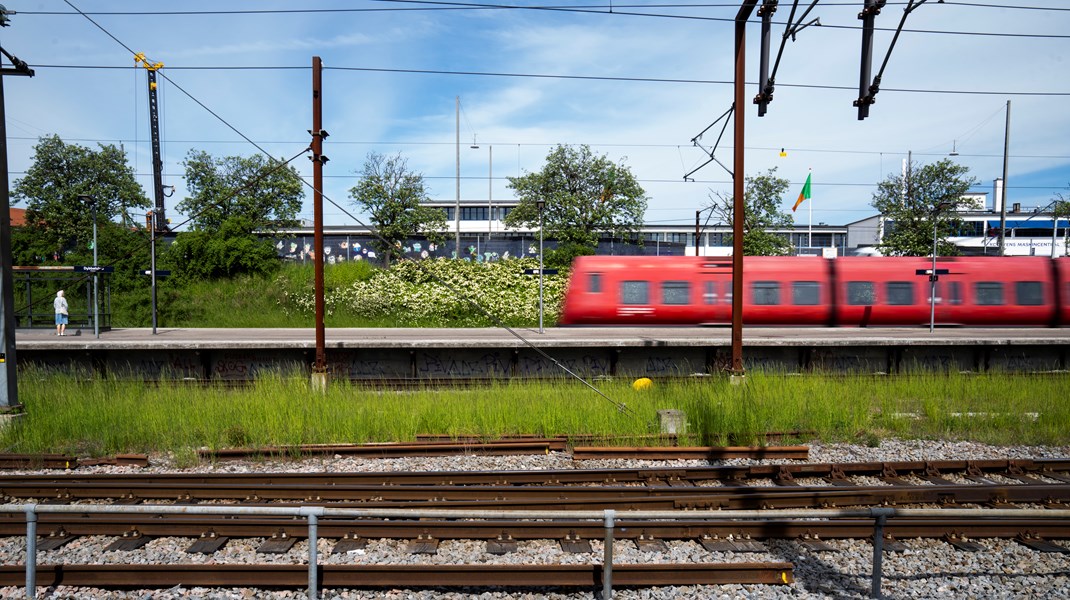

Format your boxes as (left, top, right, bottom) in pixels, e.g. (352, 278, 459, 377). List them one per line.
(847, 282, 875, 305)
(662, 281, 690, 305)
(588, 273, 602, 294)
(886, 282, 915, 305)
(1015, 281, 1043, 306)
(621, 281, 650, 305)
(752, 281, 781, 305)
(703, 281, 717, 305)
(975, 282, 1005, 306)
(948, 281, 962, 305)
(792, 281, 820, 305)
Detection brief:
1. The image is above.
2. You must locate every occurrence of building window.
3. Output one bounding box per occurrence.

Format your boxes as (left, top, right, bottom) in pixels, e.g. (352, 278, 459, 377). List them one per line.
(752, 281, 781, 306)
(662, 281, 690, 305)
(1015, 281, 1043, 306)
(885, 282, 915, 306)
(621, 281, 649, 305)
(975, 282, 1004, 306)
(460, 206, 488, 221)
(847, 281, 875, 305)
(792, 281, 820, 305)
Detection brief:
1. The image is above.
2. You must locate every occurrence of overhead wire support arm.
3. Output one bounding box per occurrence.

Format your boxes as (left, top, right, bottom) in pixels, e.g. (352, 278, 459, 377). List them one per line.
(684, 104, 734, 181)
(134, 52, 169, 231)
(855, 0, 934, 120)
(755, 0, 821, 116)
(0, 47, 33, 77)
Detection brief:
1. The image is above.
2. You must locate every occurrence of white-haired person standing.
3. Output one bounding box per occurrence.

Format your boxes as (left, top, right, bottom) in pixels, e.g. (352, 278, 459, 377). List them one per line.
(54, 290, 69, 336)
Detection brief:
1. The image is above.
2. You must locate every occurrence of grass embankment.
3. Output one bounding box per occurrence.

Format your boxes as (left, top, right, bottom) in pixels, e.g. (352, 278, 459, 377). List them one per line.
(3, 370, 1066, 459)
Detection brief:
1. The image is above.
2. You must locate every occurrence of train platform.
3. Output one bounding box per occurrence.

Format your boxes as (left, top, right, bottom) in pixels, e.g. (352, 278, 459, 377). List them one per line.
(12, 327, 1070, 380)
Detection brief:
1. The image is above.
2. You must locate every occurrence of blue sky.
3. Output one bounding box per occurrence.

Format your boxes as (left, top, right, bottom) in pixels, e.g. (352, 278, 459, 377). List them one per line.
(1, 1, 1068, 230)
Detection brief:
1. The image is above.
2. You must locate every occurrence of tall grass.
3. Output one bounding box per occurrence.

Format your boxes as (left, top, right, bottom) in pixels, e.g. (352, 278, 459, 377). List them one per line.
(3, 369, 1066, 456)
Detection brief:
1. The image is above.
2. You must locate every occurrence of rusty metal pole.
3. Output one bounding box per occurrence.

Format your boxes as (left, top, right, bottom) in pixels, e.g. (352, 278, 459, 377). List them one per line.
(311, 56, 328, 390)
(731, 1, 758, 383)
(695, 210, 700, 257)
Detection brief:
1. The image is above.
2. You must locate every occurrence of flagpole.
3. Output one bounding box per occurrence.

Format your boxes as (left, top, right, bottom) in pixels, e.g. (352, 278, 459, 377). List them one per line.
(807, 168, 812, 250)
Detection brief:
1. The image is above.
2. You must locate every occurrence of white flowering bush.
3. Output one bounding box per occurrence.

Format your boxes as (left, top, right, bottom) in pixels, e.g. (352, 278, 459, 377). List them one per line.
(286, 258, 569, 327)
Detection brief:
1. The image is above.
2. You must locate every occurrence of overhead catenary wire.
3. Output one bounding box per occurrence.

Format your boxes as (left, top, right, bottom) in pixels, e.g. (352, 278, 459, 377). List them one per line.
(24, 64, 1070, 97)
(46, 0, 642, 423)
(18, 1, 1070, 15)
(15, 2, 1070, 38)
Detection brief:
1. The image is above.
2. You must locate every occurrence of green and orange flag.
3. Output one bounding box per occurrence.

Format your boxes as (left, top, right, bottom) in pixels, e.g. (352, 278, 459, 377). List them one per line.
(792, 171, 811, 212)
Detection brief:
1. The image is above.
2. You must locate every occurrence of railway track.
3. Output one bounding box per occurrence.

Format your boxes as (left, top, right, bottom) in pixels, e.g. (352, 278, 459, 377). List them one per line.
(2, 459, 1067, 509)
(0, 563, 796, 590)
(2, 458, 1069, 596)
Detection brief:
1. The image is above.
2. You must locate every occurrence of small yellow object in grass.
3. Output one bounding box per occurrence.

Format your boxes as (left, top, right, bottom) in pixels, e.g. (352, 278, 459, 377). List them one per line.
(632, 377, 653, 391)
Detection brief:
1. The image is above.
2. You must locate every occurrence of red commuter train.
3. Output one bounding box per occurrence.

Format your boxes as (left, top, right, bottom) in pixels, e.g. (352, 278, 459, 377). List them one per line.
(558, 255, 1070, 327)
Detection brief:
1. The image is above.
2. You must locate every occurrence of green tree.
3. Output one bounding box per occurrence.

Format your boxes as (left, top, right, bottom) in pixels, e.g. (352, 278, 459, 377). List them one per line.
(504, 145, 647, 267)
(348, 152, 446, 267)
(706, 168, 794, 256)
(165, 215, 281, 282)
(13, 134, 149, 256)
(871, 159, 977, 256)
(178, 150, 304, 233)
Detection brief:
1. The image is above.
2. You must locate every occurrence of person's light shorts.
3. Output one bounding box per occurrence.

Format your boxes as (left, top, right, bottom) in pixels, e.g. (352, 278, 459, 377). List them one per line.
(55, 313, 68, 325)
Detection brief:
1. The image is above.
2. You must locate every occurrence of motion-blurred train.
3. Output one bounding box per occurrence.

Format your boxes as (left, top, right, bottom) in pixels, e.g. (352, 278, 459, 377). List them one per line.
(558, 255, 1070, 327)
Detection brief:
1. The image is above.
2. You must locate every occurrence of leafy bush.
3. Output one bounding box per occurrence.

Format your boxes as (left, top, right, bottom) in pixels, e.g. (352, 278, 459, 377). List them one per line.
(286, 257, 569, 327)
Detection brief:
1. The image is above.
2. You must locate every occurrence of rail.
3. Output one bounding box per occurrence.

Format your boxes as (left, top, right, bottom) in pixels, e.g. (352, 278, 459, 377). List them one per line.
(2, 503, 1068, 600)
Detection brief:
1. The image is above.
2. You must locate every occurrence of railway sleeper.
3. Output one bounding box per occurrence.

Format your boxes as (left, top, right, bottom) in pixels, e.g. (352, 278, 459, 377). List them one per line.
(186, 529, 229, 554)
(942, 531, 985, 552)
(408, 532, 439, 554)
(634, 530, 669, 553)
(1015, 531, 1070, 554)
(486, 532, 518, 555)
(796, 531, 836, 552)
(36, 527, 76, 551)
(257, 528, 297, 554)
(332, 531, 367, 554)
(103, 528, 153, 552)
(875, 533, 908, 552)
(559, 530, 591, 553)
(699, 532, 766, 552)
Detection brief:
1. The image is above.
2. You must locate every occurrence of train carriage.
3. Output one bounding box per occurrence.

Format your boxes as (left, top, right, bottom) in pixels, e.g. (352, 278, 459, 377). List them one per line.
(558, 255, 1067, 327)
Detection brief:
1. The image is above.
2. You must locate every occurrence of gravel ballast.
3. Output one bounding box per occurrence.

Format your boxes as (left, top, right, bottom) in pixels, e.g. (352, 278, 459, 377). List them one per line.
(2, 438, 1069, 599)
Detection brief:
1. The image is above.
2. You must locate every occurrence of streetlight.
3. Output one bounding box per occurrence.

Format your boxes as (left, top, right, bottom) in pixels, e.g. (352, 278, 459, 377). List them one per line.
(78, 195, 100, 339)
(537, 199, 545, 334)
(148, 210, 158, 335)
(469, 141, 492, 240)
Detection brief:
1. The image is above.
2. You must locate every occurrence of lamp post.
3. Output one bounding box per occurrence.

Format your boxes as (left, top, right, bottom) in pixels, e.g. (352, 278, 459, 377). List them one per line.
(998, 100, 1010, 256)
(469, 141, 493, 241)
(455, 96, 461, 259)
(148, 210, 157, 335)
(537, 199, 545, 334)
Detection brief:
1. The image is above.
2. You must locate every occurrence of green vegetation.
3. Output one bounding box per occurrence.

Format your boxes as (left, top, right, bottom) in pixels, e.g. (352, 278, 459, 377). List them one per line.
(3, 371, 1065, 456)
(18, 258, 569, 329)
(12, 252, 571, 328)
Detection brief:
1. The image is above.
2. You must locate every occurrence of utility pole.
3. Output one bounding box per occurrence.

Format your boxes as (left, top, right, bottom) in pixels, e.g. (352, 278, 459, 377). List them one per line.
(730, 1, 759, 384)
(0, 6, 35, 409)
(310, 56, 329, 391)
